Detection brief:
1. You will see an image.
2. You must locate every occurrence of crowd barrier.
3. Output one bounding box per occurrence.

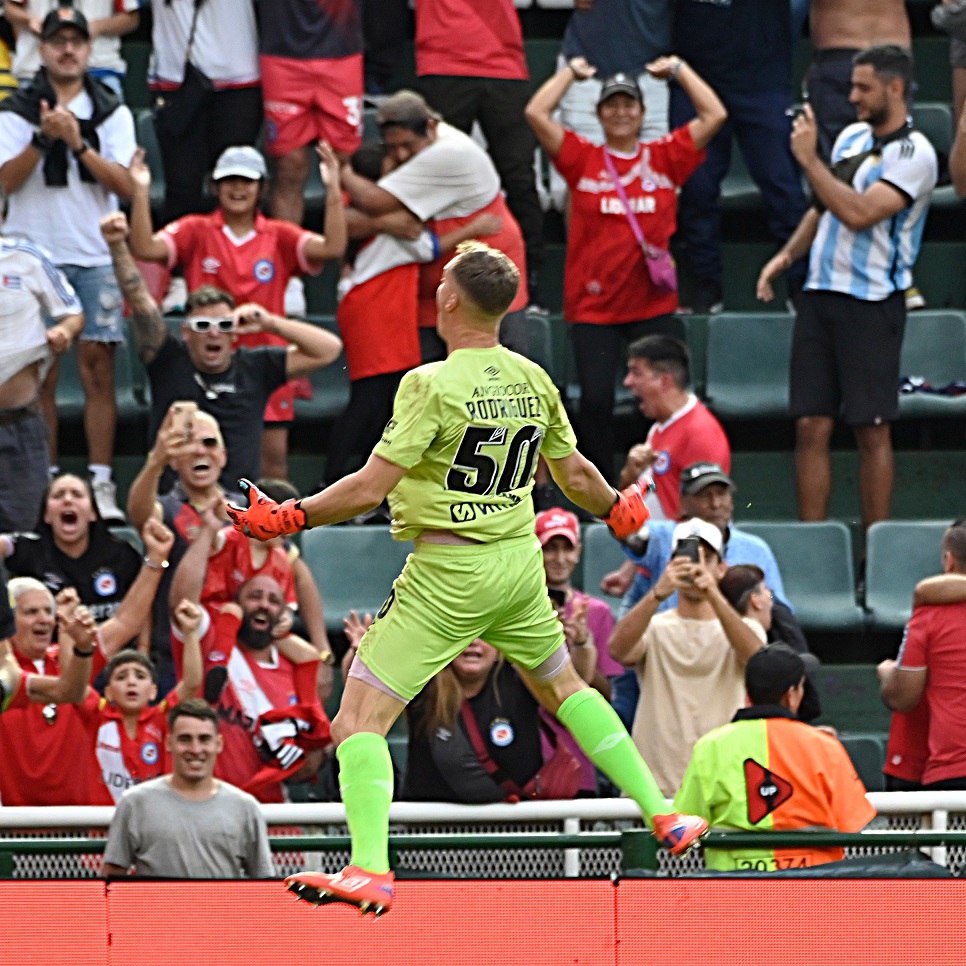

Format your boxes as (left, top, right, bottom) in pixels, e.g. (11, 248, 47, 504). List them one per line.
(2, 793, 966, 878)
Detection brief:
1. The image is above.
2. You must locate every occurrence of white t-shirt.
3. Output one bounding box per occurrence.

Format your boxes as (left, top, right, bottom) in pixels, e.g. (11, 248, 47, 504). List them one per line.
(0, 91, 136, 266)
(0, 235, 81, 386)
(10, 0, 140, 82)
(340, 230, 438, 296)
(378, 121, 500, 221)
(148, 0, 259, 87)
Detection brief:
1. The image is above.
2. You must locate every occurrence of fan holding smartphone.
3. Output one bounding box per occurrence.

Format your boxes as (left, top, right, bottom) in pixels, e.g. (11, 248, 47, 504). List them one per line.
(608, 517, 767, 796)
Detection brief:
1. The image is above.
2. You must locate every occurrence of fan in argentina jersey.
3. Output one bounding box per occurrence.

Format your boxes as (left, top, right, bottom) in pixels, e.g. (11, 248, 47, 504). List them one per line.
(756, 44, 937, 531)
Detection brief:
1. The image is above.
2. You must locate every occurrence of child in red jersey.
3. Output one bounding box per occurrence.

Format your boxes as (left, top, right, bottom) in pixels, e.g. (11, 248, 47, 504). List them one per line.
(80, 598, 204, 803)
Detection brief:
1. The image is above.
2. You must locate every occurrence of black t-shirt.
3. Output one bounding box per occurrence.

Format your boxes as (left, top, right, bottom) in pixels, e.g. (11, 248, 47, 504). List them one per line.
(672, 0, 792, 94)
(403, 663, 543, 803)
(146, 336, 289, 490)
(256, 0, 363, 60)
(6, 529, 142, 624)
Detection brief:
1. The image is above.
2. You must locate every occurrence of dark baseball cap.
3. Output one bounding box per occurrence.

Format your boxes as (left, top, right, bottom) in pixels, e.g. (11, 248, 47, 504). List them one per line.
(680, 462, 734, 496)
(597, 73, 643, 107)
(745, 644, 820, 705)
(41, 7, 90, 40)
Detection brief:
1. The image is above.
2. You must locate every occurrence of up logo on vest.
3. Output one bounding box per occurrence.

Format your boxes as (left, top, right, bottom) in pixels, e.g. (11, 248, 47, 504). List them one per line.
(652, 450, 671, 476)
(93, 568, 117, 597)
(254, 259, 275, 283)
(141, 742, 159, 765)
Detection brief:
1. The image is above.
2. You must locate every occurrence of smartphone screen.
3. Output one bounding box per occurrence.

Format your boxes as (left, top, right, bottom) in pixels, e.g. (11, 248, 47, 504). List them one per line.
(548, 588, 567, 609)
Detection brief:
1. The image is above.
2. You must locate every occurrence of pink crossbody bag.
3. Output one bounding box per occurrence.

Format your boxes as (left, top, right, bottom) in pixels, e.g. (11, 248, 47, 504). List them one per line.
(603, 148, 678, 293)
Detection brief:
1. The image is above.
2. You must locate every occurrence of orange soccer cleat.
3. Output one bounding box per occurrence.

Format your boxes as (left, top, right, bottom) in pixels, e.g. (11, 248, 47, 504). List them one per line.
(285, 865, 395, 917)
(652, 813, 709, 857)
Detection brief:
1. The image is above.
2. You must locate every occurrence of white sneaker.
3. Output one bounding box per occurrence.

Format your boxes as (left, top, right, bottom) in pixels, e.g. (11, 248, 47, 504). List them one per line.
(91, 478, 125, 523)
(162, 276, 188, 314)
(284, 277, 307, 318)
(905, 286, 926, 311)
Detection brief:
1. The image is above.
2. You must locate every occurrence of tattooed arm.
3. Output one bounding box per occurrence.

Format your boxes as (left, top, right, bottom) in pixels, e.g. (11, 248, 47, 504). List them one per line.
(100, 210, 169, 366)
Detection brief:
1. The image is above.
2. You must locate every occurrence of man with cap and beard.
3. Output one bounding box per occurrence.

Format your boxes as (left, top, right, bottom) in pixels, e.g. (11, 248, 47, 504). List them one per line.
(675, 643, 875, 871)
(170, 572, 331, 803)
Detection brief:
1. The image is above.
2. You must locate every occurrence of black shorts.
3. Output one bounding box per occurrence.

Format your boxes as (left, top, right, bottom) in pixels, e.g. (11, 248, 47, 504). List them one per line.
(789, 289, 905, 425)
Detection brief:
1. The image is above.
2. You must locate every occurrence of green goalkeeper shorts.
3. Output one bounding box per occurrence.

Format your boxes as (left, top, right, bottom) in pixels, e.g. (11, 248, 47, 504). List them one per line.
(357, 533, 565, 701)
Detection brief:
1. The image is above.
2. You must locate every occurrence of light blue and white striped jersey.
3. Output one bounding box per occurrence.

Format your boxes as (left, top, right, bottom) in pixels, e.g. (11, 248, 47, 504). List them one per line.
(805, 122, 937, 301)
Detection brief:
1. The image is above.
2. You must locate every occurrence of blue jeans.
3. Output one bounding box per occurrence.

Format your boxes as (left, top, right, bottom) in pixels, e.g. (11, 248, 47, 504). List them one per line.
(0, 409, 49, 531)
(670, 85, 807, 285)
(57, 264, 124, 344)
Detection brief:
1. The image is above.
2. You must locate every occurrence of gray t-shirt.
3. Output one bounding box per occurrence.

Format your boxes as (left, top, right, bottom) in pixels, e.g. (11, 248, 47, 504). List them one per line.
(103, 777, 274, 879)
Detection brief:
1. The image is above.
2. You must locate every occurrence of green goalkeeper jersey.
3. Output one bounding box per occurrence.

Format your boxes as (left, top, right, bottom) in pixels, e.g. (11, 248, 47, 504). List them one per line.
(374, 346, 577, 543)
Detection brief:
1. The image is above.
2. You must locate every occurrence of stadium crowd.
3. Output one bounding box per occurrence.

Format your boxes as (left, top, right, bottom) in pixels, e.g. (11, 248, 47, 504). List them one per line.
(0, 0, 964, 886)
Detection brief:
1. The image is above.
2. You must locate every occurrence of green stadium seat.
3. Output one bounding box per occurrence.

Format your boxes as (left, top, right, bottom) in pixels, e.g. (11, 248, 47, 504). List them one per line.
(120, 41, 151, 111)
(739, 521, 865, 632)
(813, 665, 892, 734)
(54, 335, 144, 425)
(898, 310, 966, 417)
(300, 525, 413, 634)
(134, 109, 166, 218)
(292, 316, 350, 425)
(720, 142, 762, 212)
(524, 39, 562, 84)
(911, 36, 953, 104)
(703, 313, 793, 418)
(911, 103, 963, 210)
(839, 733, 886, 793)
(580, 523, 627, 616)
(108, 525, 144, 554)
(864, 520, 950, 630)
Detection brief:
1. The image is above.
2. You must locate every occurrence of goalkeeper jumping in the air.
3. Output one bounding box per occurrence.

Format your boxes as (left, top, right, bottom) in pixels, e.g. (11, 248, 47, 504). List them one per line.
(227, 242, 709, 916)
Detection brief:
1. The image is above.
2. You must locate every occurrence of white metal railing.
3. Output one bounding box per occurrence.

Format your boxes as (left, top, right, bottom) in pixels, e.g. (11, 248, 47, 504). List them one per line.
(1, 793, 964, 876)
(0, 791, 962, 829)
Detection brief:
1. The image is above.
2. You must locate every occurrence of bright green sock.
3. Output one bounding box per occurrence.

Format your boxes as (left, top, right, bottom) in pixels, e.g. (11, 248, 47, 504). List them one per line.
(336, 732, 394, 873)
(556, 688, 667, 826)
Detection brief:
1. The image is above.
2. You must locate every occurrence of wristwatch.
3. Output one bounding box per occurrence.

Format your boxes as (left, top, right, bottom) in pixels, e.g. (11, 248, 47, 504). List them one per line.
(142, 555, 170, 570)
(73, 140, 91, 158)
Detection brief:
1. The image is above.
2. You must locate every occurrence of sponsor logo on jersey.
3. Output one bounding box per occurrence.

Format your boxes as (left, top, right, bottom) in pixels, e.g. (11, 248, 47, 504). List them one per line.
(202, 256, 221, 274)
(141, 741, 159, 765)
(209, 650, 226, 663)
(490, 718, 514, 746)
(93, 568, 118, 597)
(254, 259, 275, 283)
(450, 502, 477, 523)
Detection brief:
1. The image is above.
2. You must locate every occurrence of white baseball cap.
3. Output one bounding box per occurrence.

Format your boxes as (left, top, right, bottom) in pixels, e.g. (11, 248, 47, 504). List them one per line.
(672, 518, 724, 556)
(212, 146, 267, 182)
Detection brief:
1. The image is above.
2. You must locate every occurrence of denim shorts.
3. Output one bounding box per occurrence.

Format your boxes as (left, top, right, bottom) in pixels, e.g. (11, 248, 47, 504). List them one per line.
(57, 264, 125, 344)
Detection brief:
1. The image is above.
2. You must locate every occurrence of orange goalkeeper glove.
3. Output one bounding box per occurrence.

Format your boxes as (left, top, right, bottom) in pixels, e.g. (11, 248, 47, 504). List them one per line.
(226, 479, 307, 540)
(600, 482, 650, 540)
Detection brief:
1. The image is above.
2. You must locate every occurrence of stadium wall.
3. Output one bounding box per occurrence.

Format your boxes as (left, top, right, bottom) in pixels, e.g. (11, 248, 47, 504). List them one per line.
(9, 878, 966, 965)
